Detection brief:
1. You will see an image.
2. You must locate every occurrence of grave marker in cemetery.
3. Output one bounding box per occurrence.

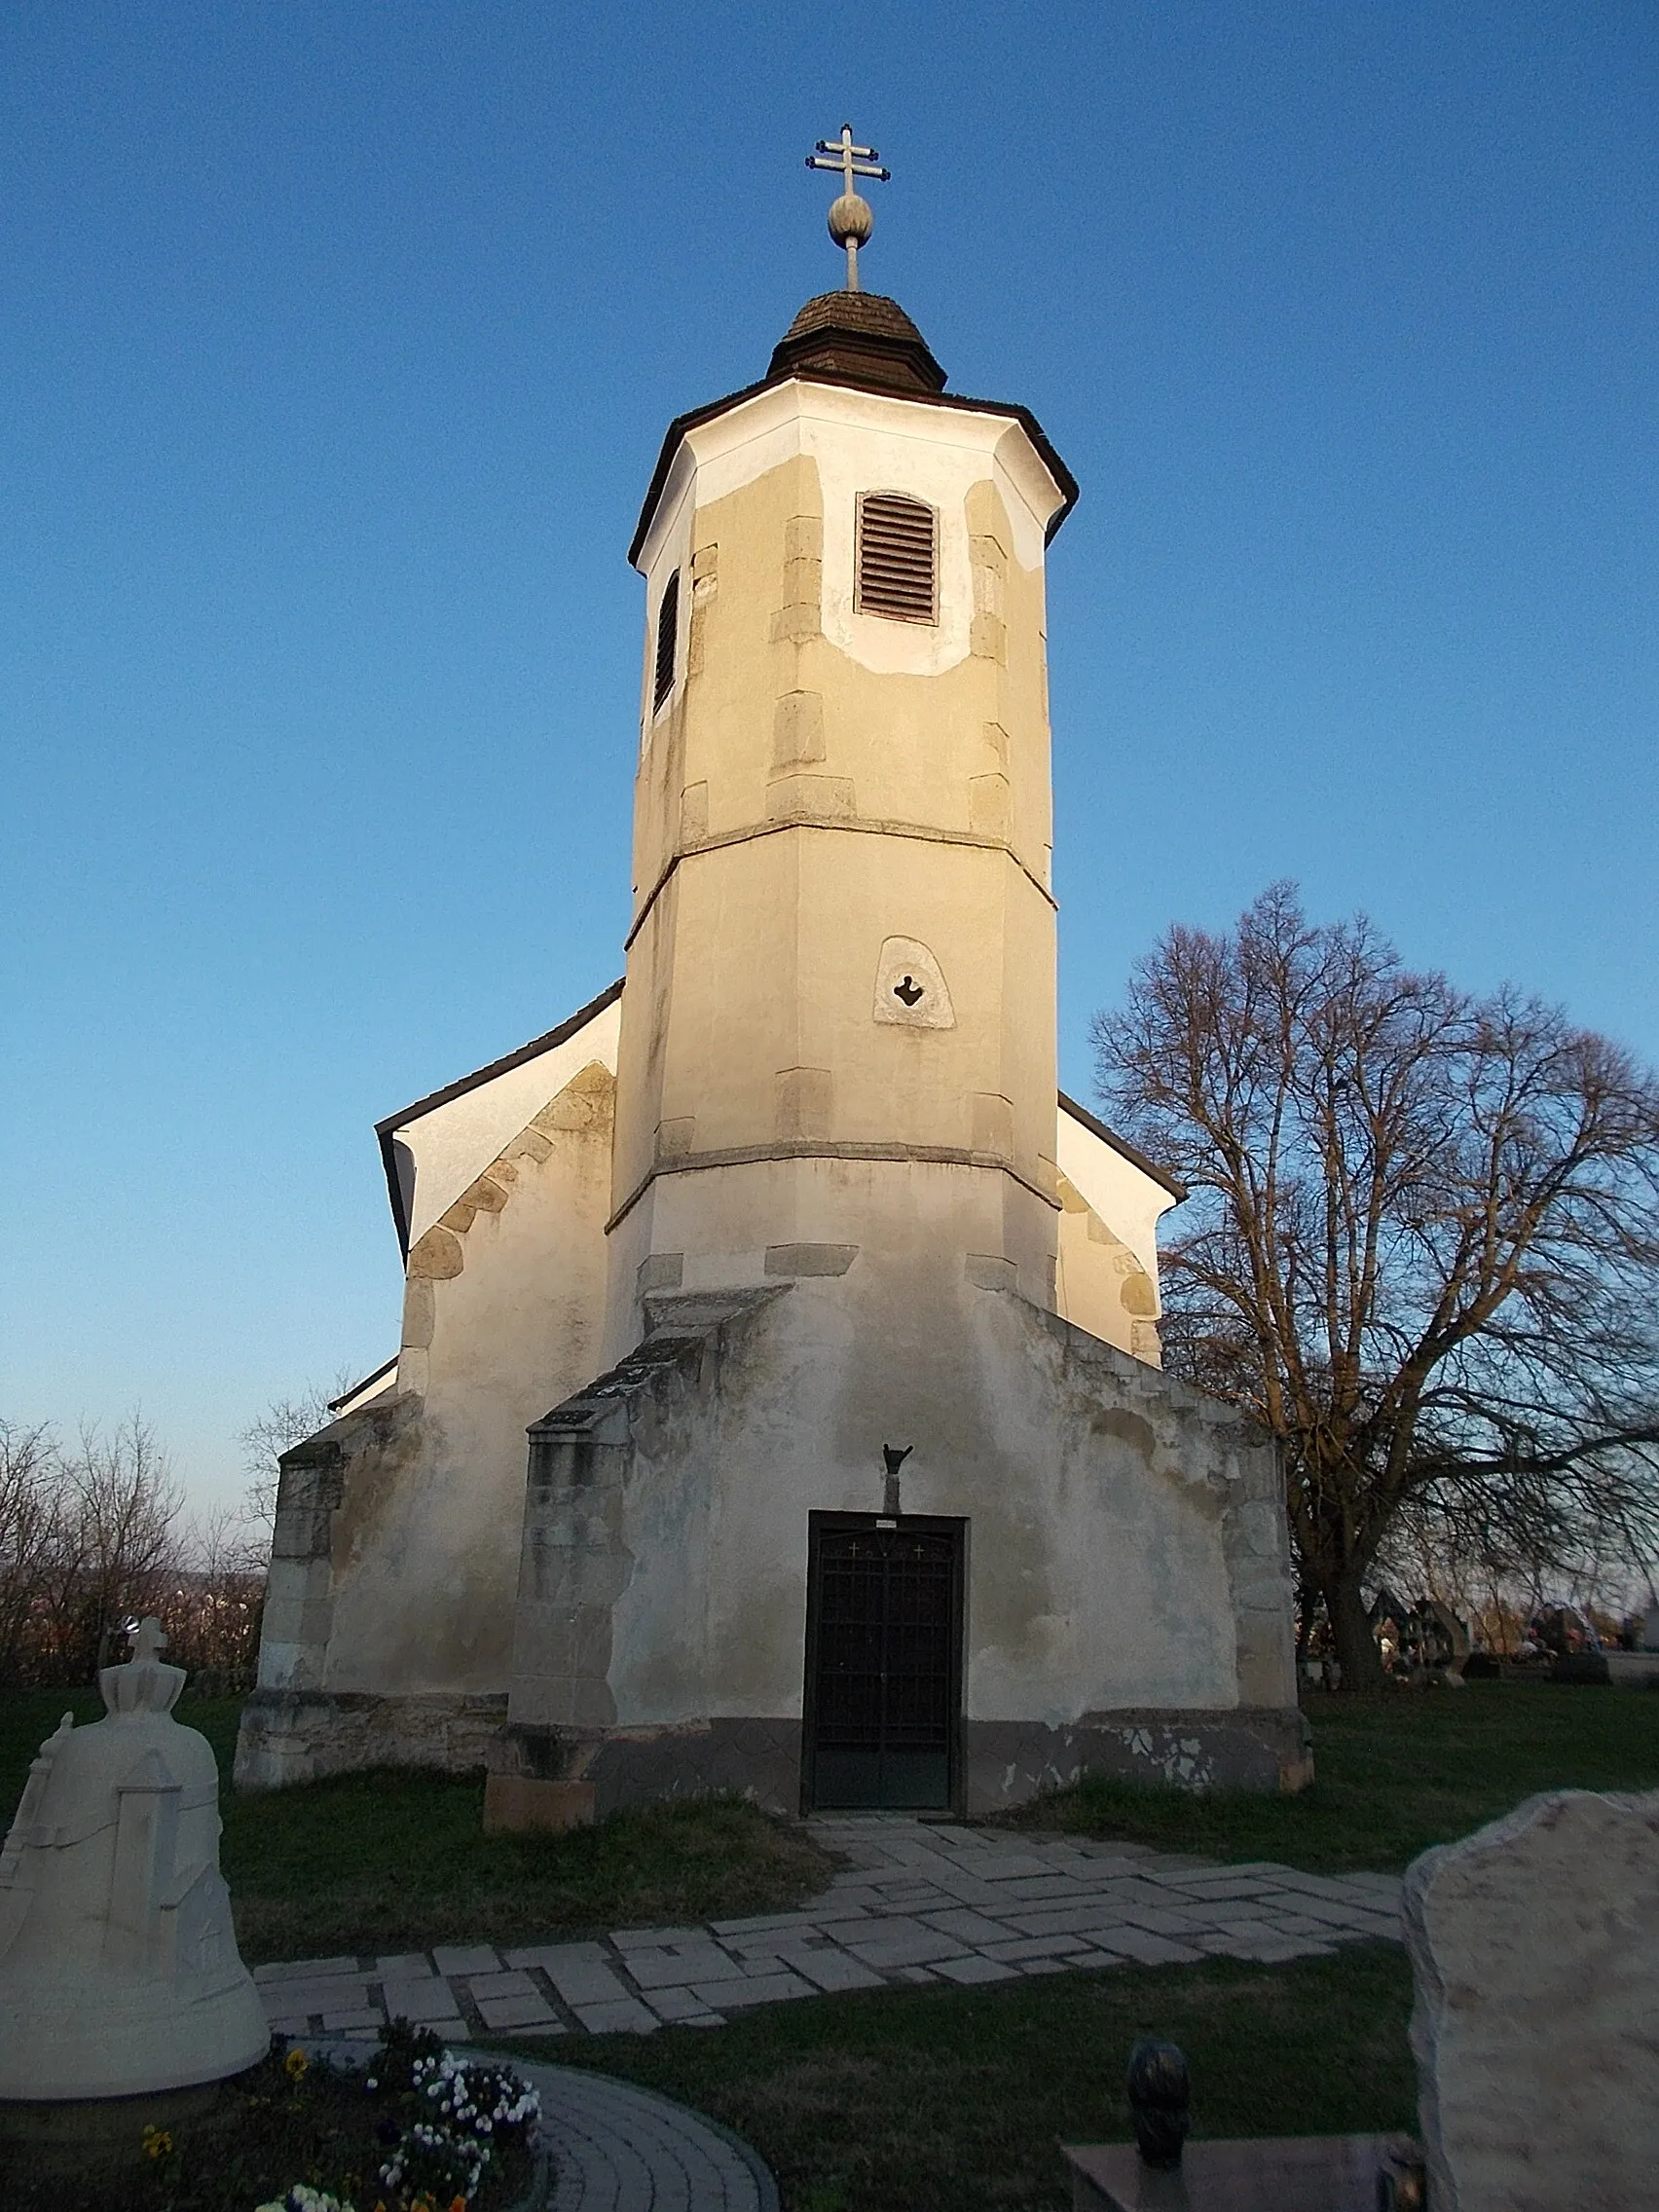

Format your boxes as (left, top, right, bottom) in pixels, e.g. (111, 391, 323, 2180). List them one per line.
(1403, 1787, 1659, 2211)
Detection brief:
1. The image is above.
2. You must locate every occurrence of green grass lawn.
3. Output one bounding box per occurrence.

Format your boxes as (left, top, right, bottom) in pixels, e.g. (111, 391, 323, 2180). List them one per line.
(515, 1945, 1417, 2212)
(8, 1679, 1659, 1956)
(0, 1691, 834, 1963)
(1010, 1679, 1659, 1871)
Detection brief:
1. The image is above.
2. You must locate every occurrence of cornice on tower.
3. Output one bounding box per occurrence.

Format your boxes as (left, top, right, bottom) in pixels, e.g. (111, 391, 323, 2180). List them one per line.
(628, 290, 1079, 569)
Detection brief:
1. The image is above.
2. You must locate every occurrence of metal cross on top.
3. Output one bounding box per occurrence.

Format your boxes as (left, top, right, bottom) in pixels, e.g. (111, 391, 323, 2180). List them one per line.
(806, 124, 890, 293)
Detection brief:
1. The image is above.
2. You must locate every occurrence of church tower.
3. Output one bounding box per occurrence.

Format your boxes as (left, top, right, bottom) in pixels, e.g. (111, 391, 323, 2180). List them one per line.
(605, 150, 1075, 1371)
(490, 139, 1305, 1825)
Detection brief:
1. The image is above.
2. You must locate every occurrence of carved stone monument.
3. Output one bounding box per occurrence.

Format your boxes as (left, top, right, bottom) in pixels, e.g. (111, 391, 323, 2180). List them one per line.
(1403, 1788, 1659, 2211)
(0, 1621, 268, 2104)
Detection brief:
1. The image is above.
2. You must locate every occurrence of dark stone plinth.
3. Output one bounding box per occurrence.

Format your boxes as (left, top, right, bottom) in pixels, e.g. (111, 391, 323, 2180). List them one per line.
(1063, 2135, 1421, 2212)
(489, 1707, 1310, 1821)
(235, 1687, 508, 1790)
(965, 1709, 1312, 1812)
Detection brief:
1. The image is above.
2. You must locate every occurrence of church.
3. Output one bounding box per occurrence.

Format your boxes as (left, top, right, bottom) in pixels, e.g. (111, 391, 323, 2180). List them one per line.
(236, 136, 1306, 1824)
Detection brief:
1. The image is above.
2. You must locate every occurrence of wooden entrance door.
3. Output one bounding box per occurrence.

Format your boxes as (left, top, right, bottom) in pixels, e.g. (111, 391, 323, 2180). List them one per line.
(803, 1514, 964, 1811)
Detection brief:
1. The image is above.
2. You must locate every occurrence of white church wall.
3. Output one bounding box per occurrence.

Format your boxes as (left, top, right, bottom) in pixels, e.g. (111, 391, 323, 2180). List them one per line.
(330, 1079, 613, 1691)
(1051, 1105, 1180, 1362)
(235, 1057, 616, 1789)
(1055, 1106, 1177, 1284)
(393, 996, 622, 1250)
(1054, 1190, 1158, 1362)
(500, 1263, 1305, 1820)
(608, 1263, 1252, 1727)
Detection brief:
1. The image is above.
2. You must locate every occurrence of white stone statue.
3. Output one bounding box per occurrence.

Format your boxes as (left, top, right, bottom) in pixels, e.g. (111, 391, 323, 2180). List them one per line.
(0, 1619, 269, 2102)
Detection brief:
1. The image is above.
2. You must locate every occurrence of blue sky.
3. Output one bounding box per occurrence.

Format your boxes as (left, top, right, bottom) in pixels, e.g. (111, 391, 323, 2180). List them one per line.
(4, 1, 1655, 1510)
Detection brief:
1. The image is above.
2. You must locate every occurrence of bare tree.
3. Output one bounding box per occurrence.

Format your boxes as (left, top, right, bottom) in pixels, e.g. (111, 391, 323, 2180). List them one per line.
(163, 1501, 271, 1688)
(12, 1413, 185, 1682)
(1092, 883, 1659, 1687)
(0, 1411, 276, 1689)
(64, 1414, 182, 1676)
(0, 1420, 62, 1681)
(238, 1372, 353, 1542)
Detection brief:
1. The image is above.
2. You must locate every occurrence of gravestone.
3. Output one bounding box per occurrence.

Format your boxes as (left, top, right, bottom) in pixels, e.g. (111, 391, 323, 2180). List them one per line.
(0, 1620, 268, 2104)
(1403, 1788, 1659, 2211)
(1064, 2039, 1421, 2210)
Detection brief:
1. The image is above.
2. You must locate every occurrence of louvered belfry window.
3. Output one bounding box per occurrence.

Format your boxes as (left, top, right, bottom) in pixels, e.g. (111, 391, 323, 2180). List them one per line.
(652, 570, 680, 712)
(856, 494, 937, 623)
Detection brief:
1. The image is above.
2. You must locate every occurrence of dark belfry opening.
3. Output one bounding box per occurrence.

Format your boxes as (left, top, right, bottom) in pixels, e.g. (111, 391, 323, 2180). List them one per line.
(856, 492, 937, 622)
(652, 569, 680, 711)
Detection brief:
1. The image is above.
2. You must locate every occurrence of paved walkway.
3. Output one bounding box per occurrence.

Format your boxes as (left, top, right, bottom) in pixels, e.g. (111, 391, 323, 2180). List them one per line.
(306, 2045, 777, 2210)
(258, 1816, 1401, 2043)
(520, 2058, 777, 2210)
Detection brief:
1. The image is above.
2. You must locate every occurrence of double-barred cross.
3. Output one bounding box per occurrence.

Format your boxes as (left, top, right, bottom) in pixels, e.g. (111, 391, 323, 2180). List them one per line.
(805, 124, 890, 291)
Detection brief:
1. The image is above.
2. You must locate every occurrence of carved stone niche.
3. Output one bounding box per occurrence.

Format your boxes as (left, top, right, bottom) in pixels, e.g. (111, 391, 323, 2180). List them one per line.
(872, 936, 955, 1029)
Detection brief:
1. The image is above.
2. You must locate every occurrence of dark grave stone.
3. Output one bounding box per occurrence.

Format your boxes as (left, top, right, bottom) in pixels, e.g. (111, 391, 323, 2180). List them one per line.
(1066, 2039, 1422, 2211)
(1063, 2134, 1422, 2210)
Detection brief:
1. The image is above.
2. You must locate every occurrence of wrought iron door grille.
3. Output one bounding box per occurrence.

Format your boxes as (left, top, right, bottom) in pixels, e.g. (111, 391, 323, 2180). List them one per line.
(806, 1520, 962, 1811)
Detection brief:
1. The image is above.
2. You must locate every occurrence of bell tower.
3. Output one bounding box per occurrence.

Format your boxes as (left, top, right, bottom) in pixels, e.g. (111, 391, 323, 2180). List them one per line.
(604, 135, 1078, 1364)
(493, 137, 1301, 1826)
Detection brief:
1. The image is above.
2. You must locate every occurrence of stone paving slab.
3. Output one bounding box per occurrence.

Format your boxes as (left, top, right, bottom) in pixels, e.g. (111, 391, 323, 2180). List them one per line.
(574, 1996, 659, 2035)
(255, 1815, 1405, 2045)
(376, 1951, 434, 1977)
(931, 1952, 1019, 1985)
(920, 1906, 1020, 1943)
(254, 1955, 359, 1981)
(433, 1943, 500, 1975)
(477, 1993, 561, 2030)
(789, 1947, 887, 1993)
(625, 1943, 751, 1990)
(469, 1969, 539, 2001)
(383, 1975, 465, 2022)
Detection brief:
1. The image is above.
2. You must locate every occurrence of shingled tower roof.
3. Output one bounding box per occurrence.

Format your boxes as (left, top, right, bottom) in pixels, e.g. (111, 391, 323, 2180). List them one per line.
(766, 290, 946, 396)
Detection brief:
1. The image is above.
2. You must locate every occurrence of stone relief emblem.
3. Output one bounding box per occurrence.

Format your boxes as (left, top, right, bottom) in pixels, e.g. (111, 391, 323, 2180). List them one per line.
(872, 936, 955, 1028)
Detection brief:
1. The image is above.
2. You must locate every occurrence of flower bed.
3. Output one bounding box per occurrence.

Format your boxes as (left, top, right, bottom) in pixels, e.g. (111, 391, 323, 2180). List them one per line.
(9, 2023, 542, 2212)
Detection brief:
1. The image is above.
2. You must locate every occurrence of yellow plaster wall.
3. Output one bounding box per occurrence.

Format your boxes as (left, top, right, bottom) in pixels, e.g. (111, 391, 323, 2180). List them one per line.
(608, 386, 1068, 1360)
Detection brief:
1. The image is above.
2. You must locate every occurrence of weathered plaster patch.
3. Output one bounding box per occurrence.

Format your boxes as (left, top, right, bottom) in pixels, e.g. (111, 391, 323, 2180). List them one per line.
(775, 1066, 832, 1139)
(771, 690, 826, 769)
(763, 1243, 859, 1277)
(766, 774, 856, 821)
